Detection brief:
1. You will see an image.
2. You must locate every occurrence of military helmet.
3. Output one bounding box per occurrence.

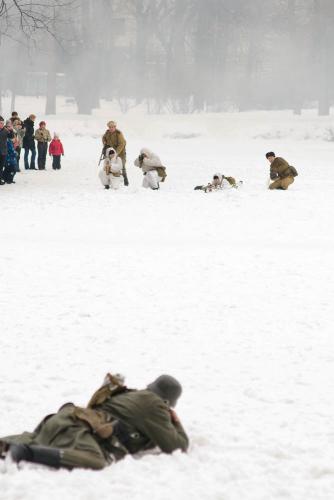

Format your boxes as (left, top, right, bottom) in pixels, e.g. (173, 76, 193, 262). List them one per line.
(147, 374, 182, 408)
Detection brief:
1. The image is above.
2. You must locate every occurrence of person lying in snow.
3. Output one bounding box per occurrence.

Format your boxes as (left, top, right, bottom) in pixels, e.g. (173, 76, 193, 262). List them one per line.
(0, 374, 188, 470)
(99, 147, 123, 190)
(194, 173, 242, 192)
(134, 148, 167, 190)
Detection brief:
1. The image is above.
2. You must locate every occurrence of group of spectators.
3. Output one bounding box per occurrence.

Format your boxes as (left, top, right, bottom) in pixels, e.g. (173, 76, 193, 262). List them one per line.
(0, 112, 64, 186)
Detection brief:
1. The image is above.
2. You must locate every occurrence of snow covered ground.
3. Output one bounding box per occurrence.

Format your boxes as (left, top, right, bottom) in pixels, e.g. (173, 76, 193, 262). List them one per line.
(1, 97, 334, 500)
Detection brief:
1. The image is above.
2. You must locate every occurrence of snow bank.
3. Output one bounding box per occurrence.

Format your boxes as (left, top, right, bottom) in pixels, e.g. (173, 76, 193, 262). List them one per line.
(0, 99, 333, 499)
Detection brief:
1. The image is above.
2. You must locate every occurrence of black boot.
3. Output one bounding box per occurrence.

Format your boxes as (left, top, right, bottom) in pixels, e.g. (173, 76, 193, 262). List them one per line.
(122, 167, 129, 186)
(104, 185, 110, 190)
(10, 443, 61, 469)
(194, 185, 203, 190)
(0, 440, 9, 459)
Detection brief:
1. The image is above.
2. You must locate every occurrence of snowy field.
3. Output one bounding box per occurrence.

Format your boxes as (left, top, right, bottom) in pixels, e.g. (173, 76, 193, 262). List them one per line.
(1, 97, 334, 500)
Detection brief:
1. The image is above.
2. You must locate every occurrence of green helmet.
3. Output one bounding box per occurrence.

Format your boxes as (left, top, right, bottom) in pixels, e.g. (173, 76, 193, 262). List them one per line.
(147, 374, 182, 408)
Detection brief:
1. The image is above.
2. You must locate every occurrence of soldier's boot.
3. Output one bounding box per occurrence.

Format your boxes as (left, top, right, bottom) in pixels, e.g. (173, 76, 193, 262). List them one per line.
(0, 440, 9, 459)
(194, 185, 204, 190)
(9, 443, 61, 469)
(122, 167, 129, 186)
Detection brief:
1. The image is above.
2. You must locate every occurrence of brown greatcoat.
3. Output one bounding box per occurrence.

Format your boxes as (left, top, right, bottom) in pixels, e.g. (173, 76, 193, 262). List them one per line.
(102, 129, 126, 163)
(0, 388, 188, 470)
(270, 157, 293, 180)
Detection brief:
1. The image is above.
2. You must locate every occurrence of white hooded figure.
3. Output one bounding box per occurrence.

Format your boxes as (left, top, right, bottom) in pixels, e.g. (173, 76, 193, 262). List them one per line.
(134, 148, 166, 190)
(99, 147, 123, 190)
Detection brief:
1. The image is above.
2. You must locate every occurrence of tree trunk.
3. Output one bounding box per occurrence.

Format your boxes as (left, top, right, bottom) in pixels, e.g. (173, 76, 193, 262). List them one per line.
(45, 70, 57, 115)
(316, 0, 330, 116)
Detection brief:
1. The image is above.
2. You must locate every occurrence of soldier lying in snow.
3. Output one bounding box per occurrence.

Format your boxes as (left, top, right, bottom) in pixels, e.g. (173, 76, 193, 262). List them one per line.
(0, 374, 188, 470)
(194, 173, 242, 192)
(134, 148, 167, 190)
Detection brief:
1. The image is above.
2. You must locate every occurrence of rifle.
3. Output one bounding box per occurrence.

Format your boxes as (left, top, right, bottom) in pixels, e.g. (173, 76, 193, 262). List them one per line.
(98, 151, 105, 166)
(98, 145, 108, 166)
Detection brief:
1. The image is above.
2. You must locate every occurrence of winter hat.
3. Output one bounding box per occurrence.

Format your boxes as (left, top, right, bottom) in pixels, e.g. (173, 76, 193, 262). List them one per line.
(266, 152, 275, 159)
(39, 121, 46, 127)
(107, 120, 117, 128)
(53, 132, 59, 139)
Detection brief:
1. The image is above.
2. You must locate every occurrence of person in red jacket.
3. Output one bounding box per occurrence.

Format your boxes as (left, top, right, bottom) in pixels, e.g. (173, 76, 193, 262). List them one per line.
(49, 133, 64, 170)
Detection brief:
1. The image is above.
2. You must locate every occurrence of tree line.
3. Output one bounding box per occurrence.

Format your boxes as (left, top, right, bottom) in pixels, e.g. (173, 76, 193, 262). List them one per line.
(0, 0, 333, 115)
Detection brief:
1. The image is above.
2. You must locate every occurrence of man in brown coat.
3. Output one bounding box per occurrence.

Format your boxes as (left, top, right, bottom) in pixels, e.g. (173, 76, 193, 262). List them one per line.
(102, 121, 128, 185)
(0, 374, 188, 470)
(266, 152, 298, 190)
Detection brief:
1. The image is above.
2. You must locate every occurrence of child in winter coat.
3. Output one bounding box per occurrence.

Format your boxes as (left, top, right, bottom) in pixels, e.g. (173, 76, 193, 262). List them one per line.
(49, 133, 64, 170)
(3, 139, 18, 184)
(99, 147, 123, 189)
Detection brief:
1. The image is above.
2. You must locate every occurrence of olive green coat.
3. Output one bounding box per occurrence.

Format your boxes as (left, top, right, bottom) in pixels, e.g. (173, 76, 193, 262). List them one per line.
(1, 389, 188, 470)
(270, 157, 293, 180)
(102, 129, 126, 162)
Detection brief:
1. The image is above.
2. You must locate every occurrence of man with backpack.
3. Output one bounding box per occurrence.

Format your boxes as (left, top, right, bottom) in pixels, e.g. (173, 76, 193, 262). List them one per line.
(266, 152, 298, 190)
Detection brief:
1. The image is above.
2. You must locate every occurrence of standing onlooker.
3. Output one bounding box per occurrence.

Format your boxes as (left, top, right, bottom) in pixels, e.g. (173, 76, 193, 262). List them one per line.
(3, 138, 18, 184)
(12, 119, 25, 171)
(0, 117, 14, 185)
(23, 114, 36, 170)
(49, 133, 64, 170)
(35, 121, 51, 170)
(10, 111, 20, 124)
(102, 121, 128, 185)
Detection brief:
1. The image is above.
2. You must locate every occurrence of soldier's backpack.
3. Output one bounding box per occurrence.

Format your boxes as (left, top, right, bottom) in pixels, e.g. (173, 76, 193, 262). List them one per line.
(290, 166, 298, 177)
(155, 166, 167, 182)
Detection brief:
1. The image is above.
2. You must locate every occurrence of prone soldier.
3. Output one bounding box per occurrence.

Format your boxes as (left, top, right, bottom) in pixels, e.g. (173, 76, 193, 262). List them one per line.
(0, 374, 189, 470)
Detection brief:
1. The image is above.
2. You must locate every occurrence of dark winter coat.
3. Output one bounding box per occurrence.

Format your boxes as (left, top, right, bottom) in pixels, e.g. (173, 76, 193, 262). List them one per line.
(3, 140, 17, 183)
(6, 140, 17, 168)
(0, 127, 14, 155)
(22, 118, 35, 149)
(270, 157, 295, 180)
(0, 389, 189, 470)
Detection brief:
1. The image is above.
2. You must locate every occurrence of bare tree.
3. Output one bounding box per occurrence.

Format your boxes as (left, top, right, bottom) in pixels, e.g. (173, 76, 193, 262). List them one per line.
(0, 1, 78, 43)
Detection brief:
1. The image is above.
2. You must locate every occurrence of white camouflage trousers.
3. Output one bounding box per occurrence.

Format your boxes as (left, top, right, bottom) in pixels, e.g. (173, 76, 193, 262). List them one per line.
(143, 170, 162, 189)
(99, 169, 122, 189)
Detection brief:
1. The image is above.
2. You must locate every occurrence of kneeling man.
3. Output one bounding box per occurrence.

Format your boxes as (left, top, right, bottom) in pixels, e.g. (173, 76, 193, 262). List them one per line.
(266, 152, 298, 190)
